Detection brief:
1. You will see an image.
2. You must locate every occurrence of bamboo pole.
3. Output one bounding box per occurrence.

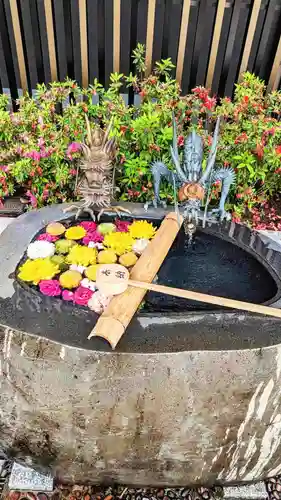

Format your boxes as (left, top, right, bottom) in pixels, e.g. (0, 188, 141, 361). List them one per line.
(88, 212, 183, 348)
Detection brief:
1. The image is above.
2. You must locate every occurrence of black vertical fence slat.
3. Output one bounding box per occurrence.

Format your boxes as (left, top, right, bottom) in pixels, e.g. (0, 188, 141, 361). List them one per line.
(166, 0, 183, 77)
(19, 0, 38, 91)
(70, 0, 82, 85)
(2, 0, 21, 92)
(36, 0, 51, 83)
(0, 0, 281, 96)
(136, 0, 148, 46)
(224, 0, 252, 96)
(195, 0, 217, 86)
(87, 0, 99, 82)
(246, 0, 269, 74)
(29, 0, 44, 84)
(181, 0, 200, 93)
(152, 0, 166, 66)
(104, 0, 113, 87)
(0, 4, 10, 91)
(63, 0, 74, 79)
(52, 0, 68, 81)
(254, 0, 281, 80)
(212, 2, 233, 95)
(120, 0, 132, 77)
(97, 0, 105, 85)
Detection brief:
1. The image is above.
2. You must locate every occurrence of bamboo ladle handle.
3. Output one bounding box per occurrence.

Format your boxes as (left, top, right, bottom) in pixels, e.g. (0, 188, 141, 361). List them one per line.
(128, 279, 281, 319)
(96, 264, 281, 320)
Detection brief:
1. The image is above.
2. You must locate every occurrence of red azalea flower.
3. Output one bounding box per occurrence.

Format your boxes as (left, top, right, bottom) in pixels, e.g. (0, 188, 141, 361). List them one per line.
(254, 143, 264, 160)
(276, 145, 281, 155)
(275, 168, 281, 174)
(70, 169, 77, 176)
(236, 193, 243, 199)
(177, 135, 184, 147)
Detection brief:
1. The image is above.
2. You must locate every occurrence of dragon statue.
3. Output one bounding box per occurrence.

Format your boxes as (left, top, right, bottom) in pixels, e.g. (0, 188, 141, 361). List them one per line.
(64, 117, 130, 220)
(145, 116, 236, 235)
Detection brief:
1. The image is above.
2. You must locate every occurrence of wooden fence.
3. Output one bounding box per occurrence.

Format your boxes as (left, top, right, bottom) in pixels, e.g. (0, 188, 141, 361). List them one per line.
(0, 0, 281, 101)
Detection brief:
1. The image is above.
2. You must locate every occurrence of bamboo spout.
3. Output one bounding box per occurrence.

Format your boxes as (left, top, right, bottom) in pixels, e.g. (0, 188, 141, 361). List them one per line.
(88, 212, 183, 348)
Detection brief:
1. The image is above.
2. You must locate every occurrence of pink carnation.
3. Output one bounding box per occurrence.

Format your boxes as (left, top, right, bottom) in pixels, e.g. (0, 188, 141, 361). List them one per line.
(62, 290, 74, 301)
(82, 230, 104, 245)
(37, 232, 59, 242)
(115, 219, 132, 232)
(39, 280, 61, 297)
(80, 221, 97, 232)
(74, 286, 94, 306)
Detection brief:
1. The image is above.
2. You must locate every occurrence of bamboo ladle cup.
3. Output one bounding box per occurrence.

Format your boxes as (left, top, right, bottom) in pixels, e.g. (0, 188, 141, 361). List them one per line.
(96, 263, 281, 320)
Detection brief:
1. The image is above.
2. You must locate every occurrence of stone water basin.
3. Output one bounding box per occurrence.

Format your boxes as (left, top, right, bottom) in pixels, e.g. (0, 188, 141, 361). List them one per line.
(1, 202, 281, 486)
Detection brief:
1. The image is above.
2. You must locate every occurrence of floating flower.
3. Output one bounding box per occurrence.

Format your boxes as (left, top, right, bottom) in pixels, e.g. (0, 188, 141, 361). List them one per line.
(27, 241, 55, 260)
(88, 291, 112, 314)
(50, 255, 68, 271)
(132, 238, 149, 255)
(18, 258, 59, 285)
(115, 219, 132, 232)
(59, 270, 82, 289)
(129, 220, 156, 240)
(37, 233, 59, 243)
(85, 264, 101, 281)
(46, 222, 66, 236)
(65, 226, 86, 240)
(39, 279, 61, 297)
(98, 249, 117, 264)
(82, 230, 104, 245)
(81, 278, 96, 291)
(97, 223, 116, 235)
(74, 286, 94, 306)
(79, 221, 97, 232)
(103, 232, 134, 255)
(119, 252, 138, 268)
(88, 241, 104, 250)
(55, 239, 75, 254)
(66, 245, 97, 266)
(70, 264, 86, 274)
(62, 290, 74, 301)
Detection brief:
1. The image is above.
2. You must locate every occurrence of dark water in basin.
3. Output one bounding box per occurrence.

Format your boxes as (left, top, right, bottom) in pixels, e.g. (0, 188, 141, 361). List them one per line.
(144, 229, 277, 312)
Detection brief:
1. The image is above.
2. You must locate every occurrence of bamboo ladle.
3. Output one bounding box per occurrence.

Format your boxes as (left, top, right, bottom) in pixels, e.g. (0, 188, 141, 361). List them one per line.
(96, 263, 281, 320)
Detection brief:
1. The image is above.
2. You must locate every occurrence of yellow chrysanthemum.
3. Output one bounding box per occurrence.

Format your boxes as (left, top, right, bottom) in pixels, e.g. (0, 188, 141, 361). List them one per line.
(119, 252, 138, 268)
(129, 220, 156, 240)
(18, 258, 59, 285)
(103, 232, 134, 256)
(59, 270, 82, 289)
(65, 226, 86, 240)
(85, 264, 101, 281)
(98, 249, 117, 264)
(66, 244, 97, 266)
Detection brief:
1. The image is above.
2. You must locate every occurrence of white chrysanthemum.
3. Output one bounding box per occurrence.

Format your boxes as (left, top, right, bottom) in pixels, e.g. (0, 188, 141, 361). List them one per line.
(132, 238, 149, 255)
(88, 291, 112, 314)
(88, 241, 104, 250)
(70, 264, 86, 274)
(81, 278, 96, 291)
(27, 240, 55, 260)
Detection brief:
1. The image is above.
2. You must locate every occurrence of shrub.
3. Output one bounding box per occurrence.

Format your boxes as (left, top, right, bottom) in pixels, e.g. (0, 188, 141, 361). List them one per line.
(0, 44, 281, 224)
